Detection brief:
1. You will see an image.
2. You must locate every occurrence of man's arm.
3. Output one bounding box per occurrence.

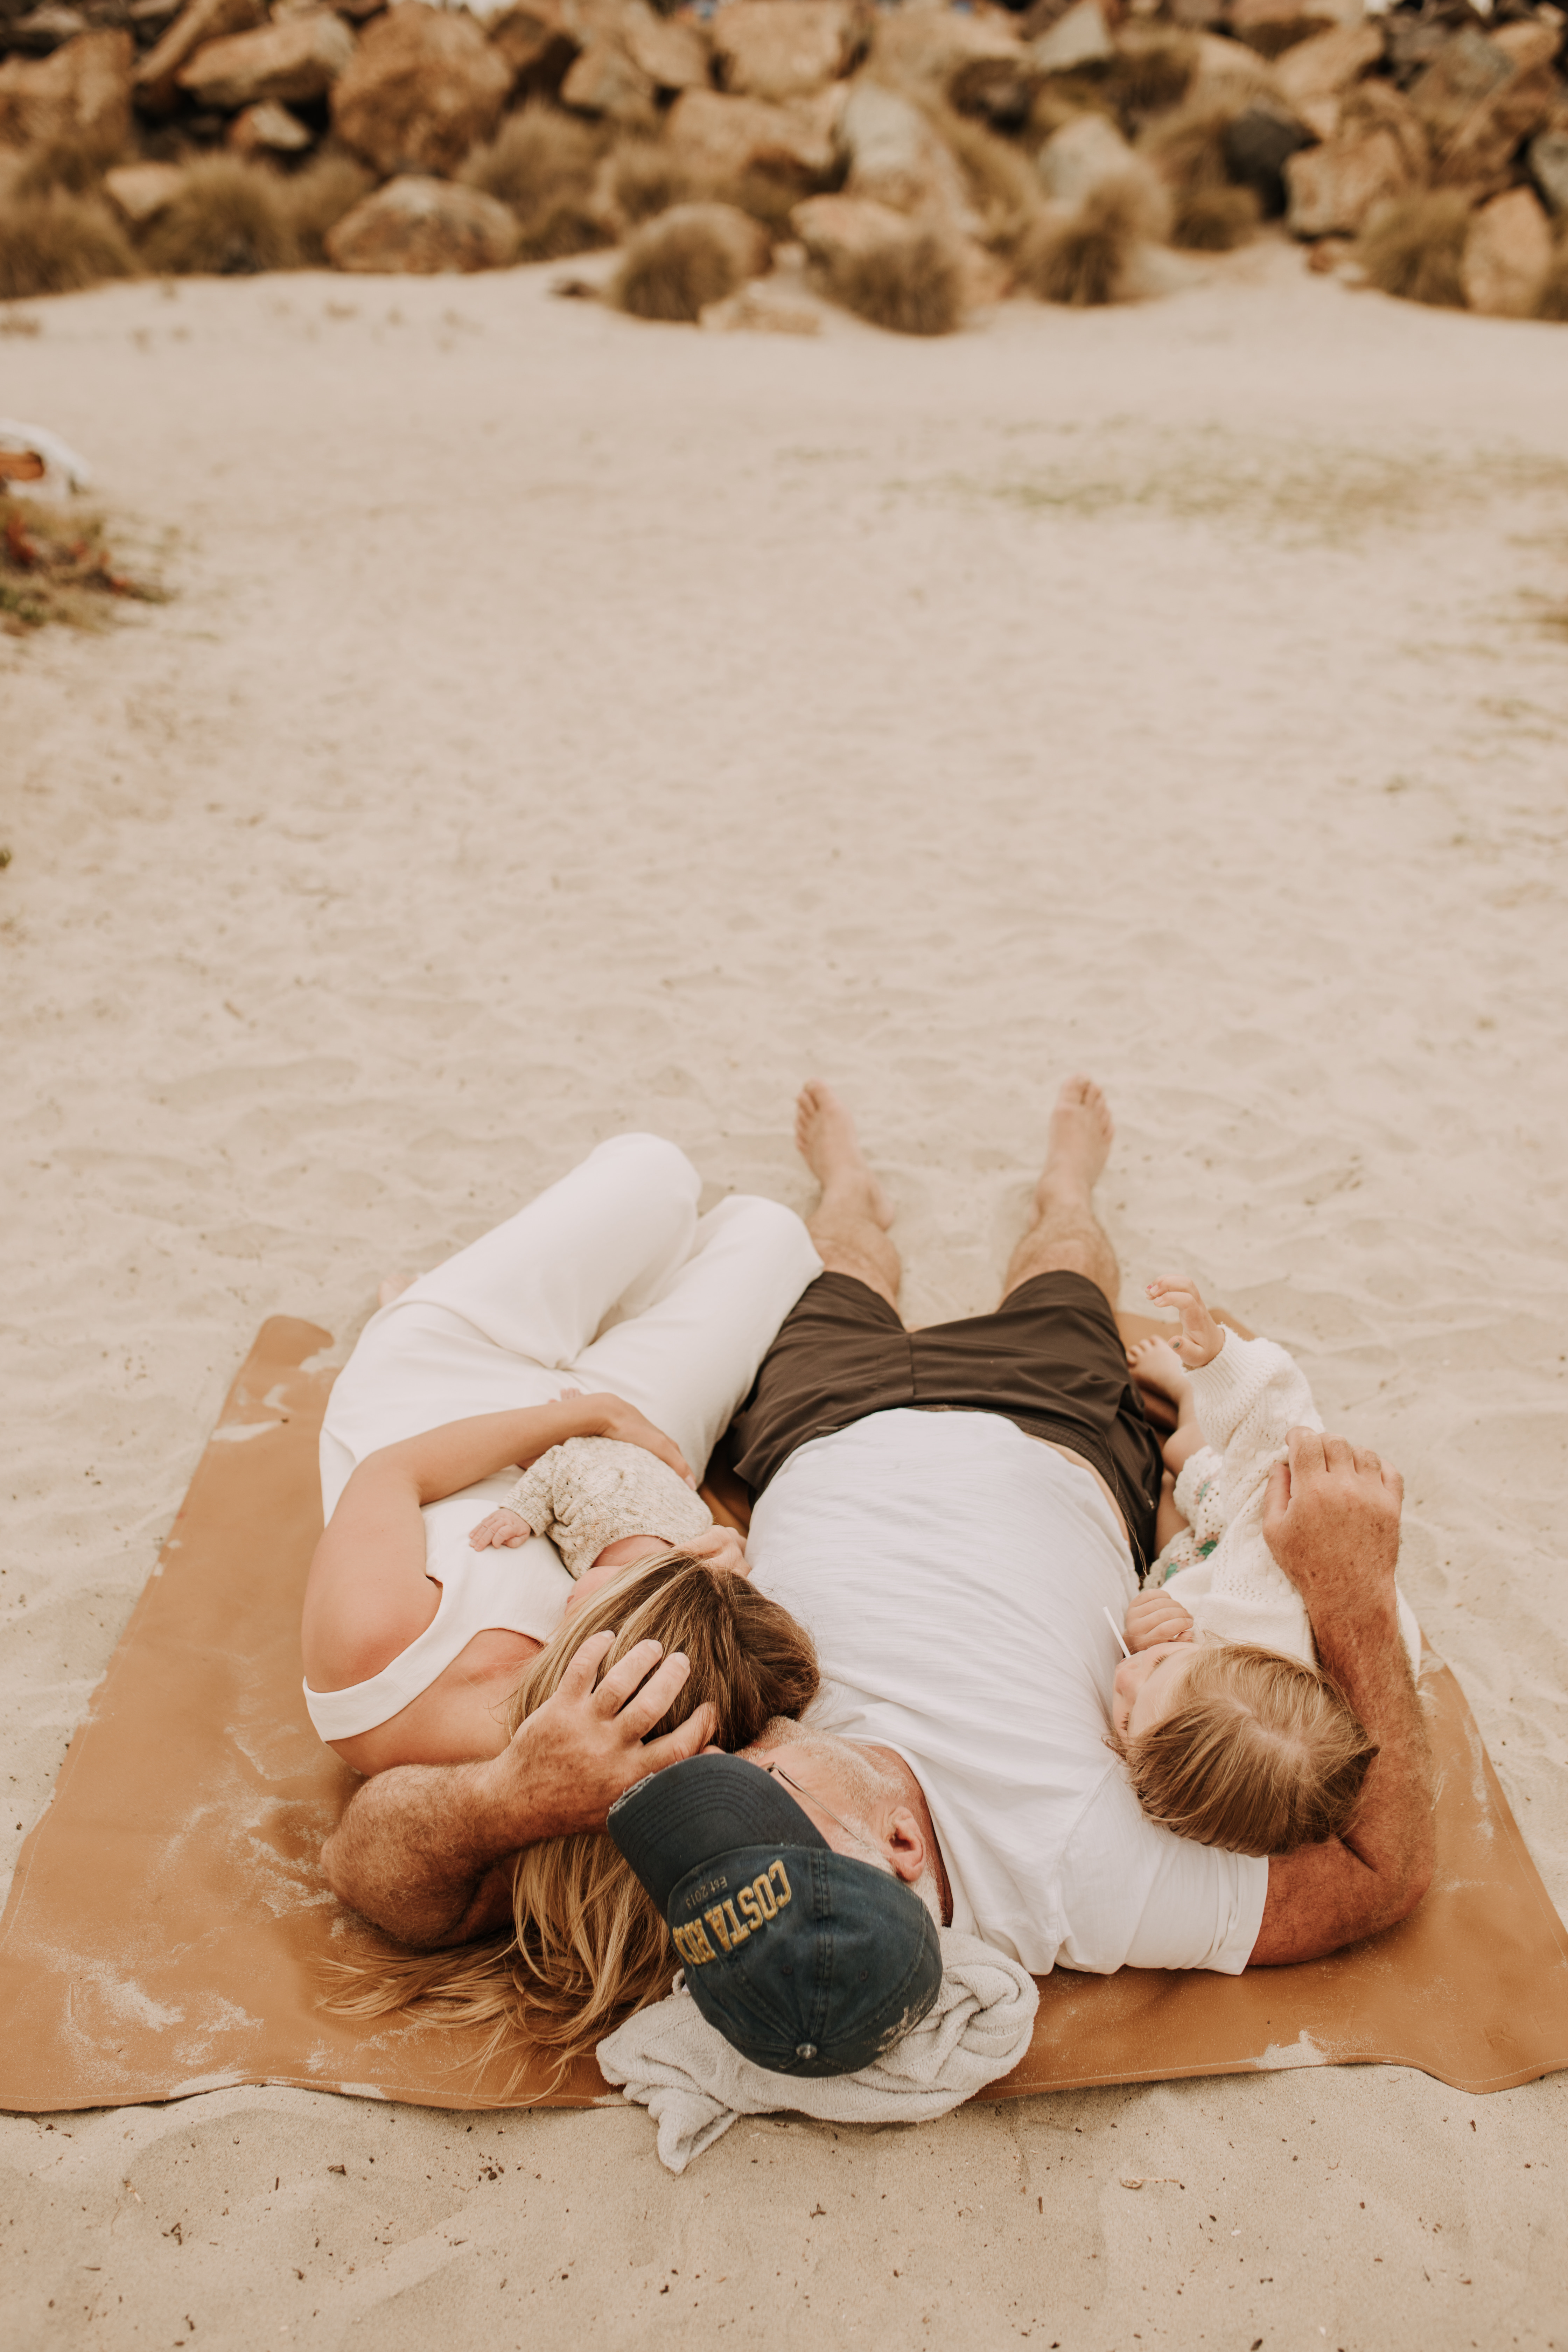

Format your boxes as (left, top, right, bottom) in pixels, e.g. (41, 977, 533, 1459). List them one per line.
(1250, 1430, 1435, 1965)
(321, 1631, 716, 1947)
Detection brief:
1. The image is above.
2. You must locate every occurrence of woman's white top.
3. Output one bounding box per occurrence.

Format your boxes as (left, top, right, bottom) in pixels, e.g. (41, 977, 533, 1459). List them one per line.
(301, 1478, 573, 1742)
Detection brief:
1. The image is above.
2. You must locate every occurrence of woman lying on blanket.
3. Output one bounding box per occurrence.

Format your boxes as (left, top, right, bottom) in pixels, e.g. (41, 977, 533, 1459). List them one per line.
(301, 1131, 826, 2081)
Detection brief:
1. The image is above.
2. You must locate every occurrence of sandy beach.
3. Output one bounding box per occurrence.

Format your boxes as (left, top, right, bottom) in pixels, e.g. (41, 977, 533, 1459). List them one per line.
(4, 235, 1568, 2347)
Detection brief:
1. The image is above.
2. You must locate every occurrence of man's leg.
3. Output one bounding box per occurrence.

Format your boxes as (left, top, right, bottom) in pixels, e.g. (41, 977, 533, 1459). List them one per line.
(1002, 1075, 1121, 1307)
(795, 1080, 903, 1311)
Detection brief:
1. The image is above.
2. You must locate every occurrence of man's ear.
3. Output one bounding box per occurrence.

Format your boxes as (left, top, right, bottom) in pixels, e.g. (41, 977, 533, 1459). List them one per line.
(886, 1806, 927, 1887)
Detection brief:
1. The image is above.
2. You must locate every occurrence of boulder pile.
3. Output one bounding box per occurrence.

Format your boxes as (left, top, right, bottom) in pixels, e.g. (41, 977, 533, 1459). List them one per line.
(0, 0, 1564, 329)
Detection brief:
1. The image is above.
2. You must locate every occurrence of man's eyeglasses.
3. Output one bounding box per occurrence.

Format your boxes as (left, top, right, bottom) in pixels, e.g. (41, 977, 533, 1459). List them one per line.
(764, 1760, 878, 1859)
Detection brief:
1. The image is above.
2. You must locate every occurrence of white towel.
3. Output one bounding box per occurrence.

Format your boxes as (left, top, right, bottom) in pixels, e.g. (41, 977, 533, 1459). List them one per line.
(596, 1931, 1039, 2174)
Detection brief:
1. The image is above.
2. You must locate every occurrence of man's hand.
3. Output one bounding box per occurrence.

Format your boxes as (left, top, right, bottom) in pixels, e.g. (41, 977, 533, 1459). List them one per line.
(320, 1631, 717, 1948)
(476, 1628, 717, 1845)
(1125, 1590, 1196, 1651)
(1262, 1428, 1402, 1618)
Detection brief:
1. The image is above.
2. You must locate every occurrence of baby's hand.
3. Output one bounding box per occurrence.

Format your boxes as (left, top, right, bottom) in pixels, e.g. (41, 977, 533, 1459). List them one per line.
(1144, 1276, 1224, 1370)
(469, 1507, 532, 1551)
(1125, 1591, 1196, 1651)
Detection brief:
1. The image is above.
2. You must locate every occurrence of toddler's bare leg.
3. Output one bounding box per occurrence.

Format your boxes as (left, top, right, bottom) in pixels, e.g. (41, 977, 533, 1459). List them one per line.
(1003, 1076, 1120, 1306)
(1154, 1471, 1188, 1555)
(1128, 1335, 1205, 1476)
(796, 1081, 902, 1312)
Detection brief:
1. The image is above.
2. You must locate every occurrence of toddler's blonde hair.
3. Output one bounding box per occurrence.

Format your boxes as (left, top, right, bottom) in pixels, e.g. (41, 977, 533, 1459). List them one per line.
(1113, 1642, 1378, 1855)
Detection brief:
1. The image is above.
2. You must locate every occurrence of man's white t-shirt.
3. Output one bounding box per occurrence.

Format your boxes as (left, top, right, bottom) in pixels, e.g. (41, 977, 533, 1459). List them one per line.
(747, 1408, 1268, 1977)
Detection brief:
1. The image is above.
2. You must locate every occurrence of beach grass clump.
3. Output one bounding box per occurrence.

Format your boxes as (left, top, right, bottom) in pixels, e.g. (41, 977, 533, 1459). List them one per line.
(827, 229, 967, 336)
(939, 108, 1044, 250)
(611, 202, 769, 324)
(1355, 190, 1471, 310)
(1016, 177, 1164, 306)
(0, 189, 139, 299)
(285, 155, 374, 267)
(0, 498, 167, 635)
(1106, 29, 1197, 121)
(604, 133, 695, 226)
(1140, 102, 1233, 202)
(12, 135, 119, 200)
(1536, 239, 1568, 324)
(461, 103, 610, 260)
(1172, 182, 1260, 251)
(138, 158, 299, 275)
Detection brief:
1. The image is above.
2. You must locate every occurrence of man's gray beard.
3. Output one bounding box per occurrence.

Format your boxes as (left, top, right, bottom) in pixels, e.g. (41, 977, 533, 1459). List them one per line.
(751, 1721, 943, 1923)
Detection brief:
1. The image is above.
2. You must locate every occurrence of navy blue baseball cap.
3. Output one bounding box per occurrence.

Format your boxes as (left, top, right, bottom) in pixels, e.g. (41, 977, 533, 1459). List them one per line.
(608, 1752, 943, 2078)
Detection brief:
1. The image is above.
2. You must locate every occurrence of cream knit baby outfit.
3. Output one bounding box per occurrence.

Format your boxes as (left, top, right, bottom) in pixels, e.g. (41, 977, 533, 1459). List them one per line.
(1155, 1331, 1421, 1678)
(504, 1436, 712, 1578)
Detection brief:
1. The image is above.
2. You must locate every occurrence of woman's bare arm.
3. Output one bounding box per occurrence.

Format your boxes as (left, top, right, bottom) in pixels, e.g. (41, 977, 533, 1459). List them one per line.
(301, 1392, 695, 1695)
(1249, 1430, 1435, 1965)
(320, 1631, 716, 1946)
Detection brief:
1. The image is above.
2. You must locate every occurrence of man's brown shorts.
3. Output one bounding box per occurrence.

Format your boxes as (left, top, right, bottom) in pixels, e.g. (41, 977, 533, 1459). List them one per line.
(728, 1270, 1165, 1576)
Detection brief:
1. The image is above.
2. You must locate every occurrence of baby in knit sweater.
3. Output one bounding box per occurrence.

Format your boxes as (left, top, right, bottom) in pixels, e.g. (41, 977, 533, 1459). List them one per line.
(1111, 1276, 1421, 1857)
(469, 1435, 714, 1580)
(1124, 1278, 1420, 1673)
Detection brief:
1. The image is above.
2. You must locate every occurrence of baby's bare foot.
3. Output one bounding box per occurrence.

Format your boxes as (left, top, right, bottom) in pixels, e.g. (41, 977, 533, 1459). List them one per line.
(1127, 1335, 1194, 1412)
(795, 1079, 893, 1229)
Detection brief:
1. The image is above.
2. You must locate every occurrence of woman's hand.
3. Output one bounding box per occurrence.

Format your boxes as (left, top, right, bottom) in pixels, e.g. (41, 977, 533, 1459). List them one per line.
(469, 1507, 532, 1551)
(570, 1392, 696, 1489)
(1125, 1590, 1196, 1651)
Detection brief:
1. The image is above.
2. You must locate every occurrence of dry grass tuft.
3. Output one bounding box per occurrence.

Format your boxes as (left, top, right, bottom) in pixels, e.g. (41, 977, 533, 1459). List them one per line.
(285, 156, 374, 268)
(1356, 190, 1471, 310)
(138, 158, 299, 276)
(1140, 102, 1233, 201)
(1172, 182, 1259, 251)
(1536, 230, 1568, 324)
(826, 230, 966, 337)
(1016, 177, 1160, 307)
(611, 203, 769, 324)
(461, 104, 611, 261)
(1106, 30, 1197, 121)
(0, 498, 167, 635)
(604, 134, 695, 227)
(12, 135, 119, 201)
(0, 190, 139, 299)
(939, 108, 1045, 250)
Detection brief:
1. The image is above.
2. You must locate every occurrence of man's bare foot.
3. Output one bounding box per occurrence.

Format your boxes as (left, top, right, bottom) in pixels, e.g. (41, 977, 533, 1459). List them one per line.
(1127, 1335, 1194, 1415)
(796, 1080, 893, 1228)
(1037, 1075, 1114, 1207)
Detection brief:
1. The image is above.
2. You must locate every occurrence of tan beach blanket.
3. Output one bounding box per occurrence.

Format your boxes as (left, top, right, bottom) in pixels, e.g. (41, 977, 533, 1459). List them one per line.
(2, 1316, 1566, 2118)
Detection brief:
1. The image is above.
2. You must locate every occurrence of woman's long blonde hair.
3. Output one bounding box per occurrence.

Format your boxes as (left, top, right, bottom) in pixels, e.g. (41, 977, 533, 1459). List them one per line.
(324, 1552, 818, 2090)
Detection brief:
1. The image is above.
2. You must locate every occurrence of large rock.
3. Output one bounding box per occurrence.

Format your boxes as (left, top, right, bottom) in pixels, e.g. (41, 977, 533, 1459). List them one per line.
(103, 157, 185, 220)
(867, 3, 1024, 103)
(135, 0, 265, 113)
(1284, 124, 1409, 236)
(0, 26, 132, 149)
(1272, 20, 1382, 141)
(1410, 27, 1521, 145)
(326, 174, 521, 270)
(1460, 184, 1553, 317)
(559, 38, 655, 119)
(665, 84, 836, 181)
(838, 77, 974, 232)
(619, 0, 709, 91)
(711, 0, 858, 103)
(1037, 110, 1141, 205)
(227, 97, 313, 155)
(1029, 0, 1113, 76)
(331, 3, 511, 178)
(1426, 29, 1556, 192)
(177, 11, 354, 111)
(486, 0, 579, 85)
